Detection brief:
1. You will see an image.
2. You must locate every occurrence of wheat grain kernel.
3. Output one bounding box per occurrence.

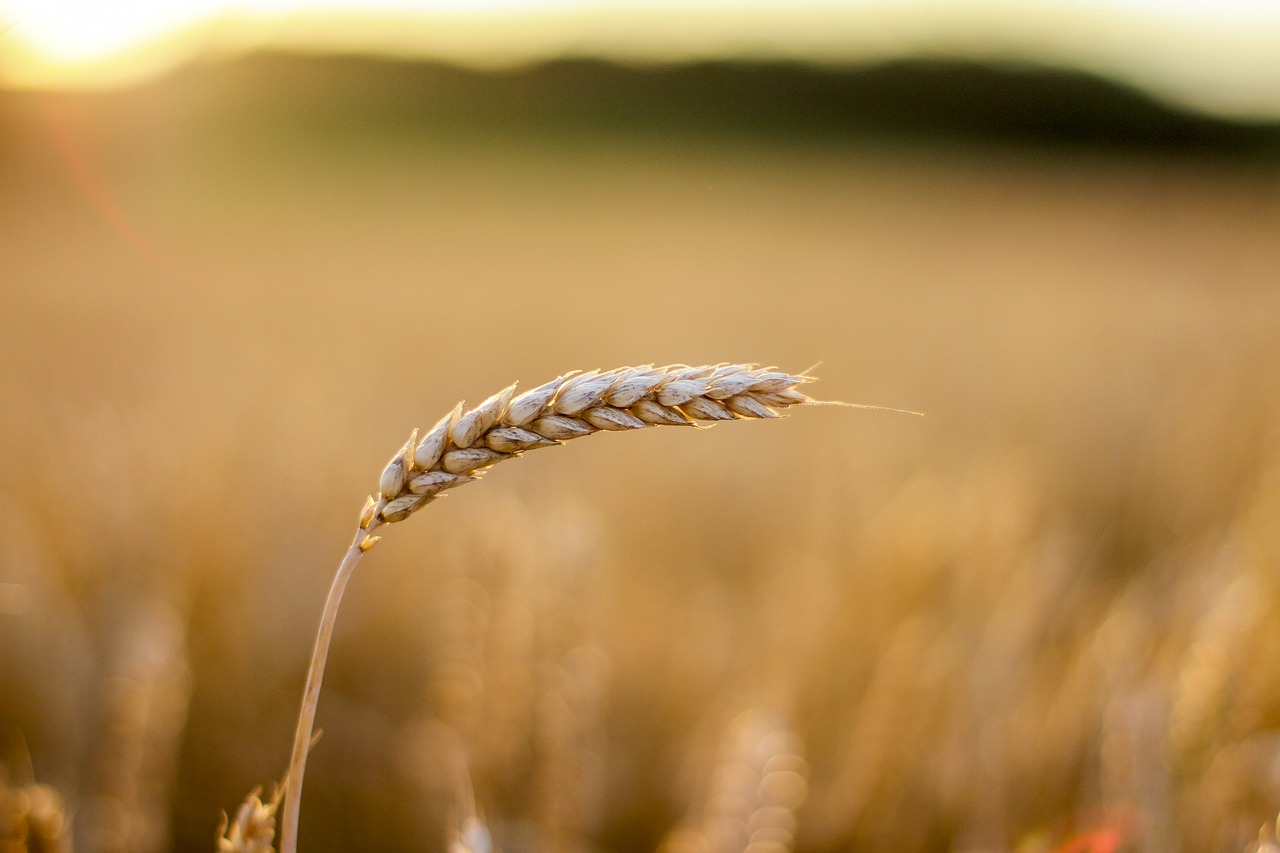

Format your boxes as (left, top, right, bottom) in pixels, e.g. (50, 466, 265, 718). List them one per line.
(381, 494, 429, 522)
(682, 397, 737, 422)
(484, 426, 557, 453)
(442, 448, 505, 475)
(631, 398, 693, 426)
(725, 395, 778, 419)
(379, 434, 415, 498)
(603, 370, 665, 407)
(452, 385, 517, 449)
(530, 414, 594, 441)
(554, 373, 614, 414)
(657, 379, 709, 406)
(504, 375, 572, 426)
(582, 406, 647, 431)
(749, 373, 803, 393)
(414, 406, 460, 470)
(408, 471, 470, 496)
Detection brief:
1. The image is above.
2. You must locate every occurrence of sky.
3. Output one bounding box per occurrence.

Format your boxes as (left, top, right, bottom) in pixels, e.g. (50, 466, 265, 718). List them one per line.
(2, 0, 1280, 119)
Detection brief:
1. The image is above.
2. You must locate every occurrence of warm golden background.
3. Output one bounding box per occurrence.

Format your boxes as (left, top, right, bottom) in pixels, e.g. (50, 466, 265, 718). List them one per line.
(2, 3, 1280, 852)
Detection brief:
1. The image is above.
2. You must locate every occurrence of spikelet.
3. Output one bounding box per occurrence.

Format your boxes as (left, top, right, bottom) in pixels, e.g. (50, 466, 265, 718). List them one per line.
(368, 365, 814, 525)
(216, 785, 283, 853)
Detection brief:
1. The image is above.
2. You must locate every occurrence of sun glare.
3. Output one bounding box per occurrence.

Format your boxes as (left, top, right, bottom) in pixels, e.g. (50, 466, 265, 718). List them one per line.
(4, 0, 220, 62)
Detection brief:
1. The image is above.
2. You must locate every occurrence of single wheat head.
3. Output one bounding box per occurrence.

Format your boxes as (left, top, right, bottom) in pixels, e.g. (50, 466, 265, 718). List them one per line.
(277, 363, 818, 853)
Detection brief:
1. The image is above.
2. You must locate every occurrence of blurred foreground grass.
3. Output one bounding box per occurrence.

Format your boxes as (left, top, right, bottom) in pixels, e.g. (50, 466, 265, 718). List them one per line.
(2, 58, 1280, 853)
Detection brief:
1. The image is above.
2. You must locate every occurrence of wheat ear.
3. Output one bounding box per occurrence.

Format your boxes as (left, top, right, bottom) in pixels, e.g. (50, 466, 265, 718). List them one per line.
(278, 363, 816, 853)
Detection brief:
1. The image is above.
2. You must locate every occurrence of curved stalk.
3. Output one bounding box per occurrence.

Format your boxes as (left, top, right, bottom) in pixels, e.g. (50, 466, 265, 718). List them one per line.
(278, 515, 382, 853)
(270, 365, 823, 853)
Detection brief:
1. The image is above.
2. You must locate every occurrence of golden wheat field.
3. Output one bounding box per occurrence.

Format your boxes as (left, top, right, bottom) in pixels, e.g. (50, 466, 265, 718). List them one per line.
(3, 58, 1280, 853)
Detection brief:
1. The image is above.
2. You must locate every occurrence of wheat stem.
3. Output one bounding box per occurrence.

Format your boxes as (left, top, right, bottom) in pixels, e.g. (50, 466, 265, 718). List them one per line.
(279, 510, 383, 853)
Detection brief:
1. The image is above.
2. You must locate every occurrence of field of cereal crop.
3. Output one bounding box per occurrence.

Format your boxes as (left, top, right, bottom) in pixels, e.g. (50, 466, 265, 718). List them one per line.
(3, 57, 1280, 853)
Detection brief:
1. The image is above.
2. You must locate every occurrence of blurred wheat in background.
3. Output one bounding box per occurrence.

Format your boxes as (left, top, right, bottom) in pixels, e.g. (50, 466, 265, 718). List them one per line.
(2, 1, 1280, 852)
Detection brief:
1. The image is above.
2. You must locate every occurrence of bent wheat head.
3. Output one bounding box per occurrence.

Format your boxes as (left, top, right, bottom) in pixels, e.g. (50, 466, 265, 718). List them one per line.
(274, 363, 815, 853)
(373, 364, 812, 525)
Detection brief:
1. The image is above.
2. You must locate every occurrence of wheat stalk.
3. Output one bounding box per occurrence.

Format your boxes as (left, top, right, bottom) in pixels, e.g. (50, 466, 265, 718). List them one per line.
(277, 363, 818, 853)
